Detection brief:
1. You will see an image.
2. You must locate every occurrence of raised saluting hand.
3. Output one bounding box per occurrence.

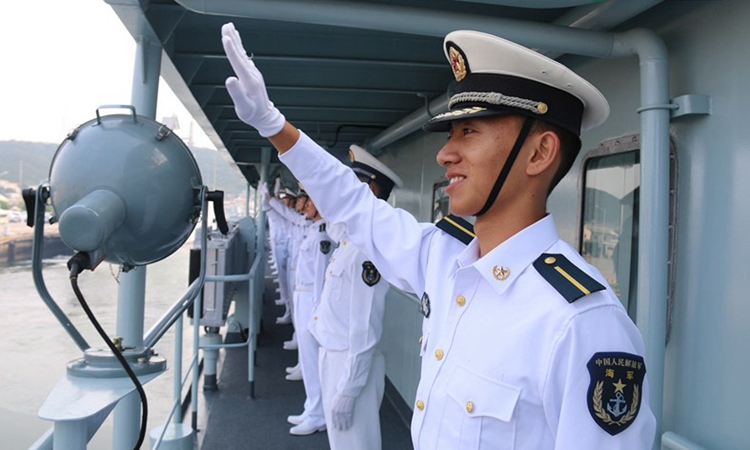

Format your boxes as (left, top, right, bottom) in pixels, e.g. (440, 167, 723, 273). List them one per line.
(221, 22, 286, 137)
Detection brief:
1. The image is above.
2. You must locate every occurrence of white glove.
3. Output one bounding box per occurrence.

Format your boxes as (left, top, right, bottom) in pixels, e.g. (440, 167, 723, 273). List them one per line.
(257, 182, 271, 209)
(221, 22, 286, 137)
(331, 393, 356, 430)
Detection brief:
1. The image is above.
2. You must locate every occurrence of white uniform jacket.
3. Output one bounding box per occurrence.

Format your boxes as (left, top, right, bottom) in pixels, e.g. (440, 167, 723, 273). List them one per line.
(268, 198, 309, 272)
(280, 131, 656, 449)
(310, 226, 388, 398)
(295, 219, 334, 298)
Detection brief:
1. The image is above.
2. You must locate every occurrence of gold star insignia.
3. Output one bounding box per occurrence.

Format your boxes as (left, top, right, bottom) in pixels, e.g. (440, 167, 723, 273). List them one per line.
(612, 379, 627, 394)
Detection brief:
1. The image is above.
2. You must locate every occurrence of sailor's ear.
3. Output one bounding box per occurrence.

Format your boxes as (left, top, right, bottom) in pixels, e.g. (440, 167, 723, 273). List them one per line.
(525, 130, 560, 177)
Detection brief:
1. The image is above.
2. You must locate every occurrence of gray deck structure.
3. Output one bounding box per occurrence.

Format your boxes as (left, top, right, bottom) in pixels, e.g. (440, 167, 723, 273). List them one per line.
(197, 260, 414, 449)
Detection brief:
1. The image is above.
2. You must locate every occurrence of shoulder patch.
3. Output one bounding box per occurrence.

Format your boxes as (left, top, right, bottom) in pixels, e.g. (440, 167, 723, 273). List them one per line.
(587, 352, 646, 435)
(361, 261, 381, 286)
(320, 240, 332, 254)
(435, 214, 475, 245)
(533, 253, 605, 303)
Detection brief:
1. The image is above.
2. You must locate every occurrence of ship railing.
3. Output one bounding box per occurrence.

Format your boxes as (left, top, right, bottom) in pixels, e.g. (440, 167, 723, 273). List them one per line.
(30, 211, 265, 449)
(149, 219, 266, 449)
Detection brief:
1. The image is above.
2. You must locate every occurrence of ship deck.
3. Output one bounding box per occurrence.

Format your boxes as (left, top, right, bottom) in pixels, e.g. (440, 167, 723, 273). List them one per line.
(195, 259, 414, 449)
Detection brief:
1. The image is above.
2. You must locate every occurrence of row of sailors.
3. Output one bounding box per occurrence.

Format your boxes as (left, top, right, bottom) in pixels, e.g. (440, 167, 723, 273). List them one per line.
(223, 23, 657, 449)
(261, 148, 399, 449)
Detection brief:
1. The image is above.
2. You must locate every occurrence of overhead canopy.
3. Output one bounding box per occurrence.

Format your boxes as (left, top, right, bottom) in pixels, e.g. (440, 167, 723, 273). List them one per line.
(107, 0, 666, 186)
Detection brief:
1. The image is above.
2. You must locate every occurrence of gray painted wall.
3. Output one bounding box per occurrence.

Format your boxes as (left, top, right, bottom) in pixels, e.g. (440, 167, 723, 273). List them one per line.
(375, 1, 750, 447)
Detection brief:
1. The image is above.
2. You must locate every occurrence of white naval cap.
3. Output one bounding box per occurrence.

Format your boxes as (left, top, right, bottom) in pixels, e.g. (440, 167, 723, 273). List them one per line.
(279, 186, 298, 198)
(349, 144, 403, 199)
(424, 30, 609, 135)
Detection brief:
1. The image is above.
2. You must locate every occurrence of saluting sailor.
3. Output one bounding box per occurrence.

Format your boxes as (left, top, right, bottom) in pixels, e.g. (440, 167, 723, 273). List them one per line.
(306, 144, 402, 449)
(222, 23, 656, 449)
(286, 186, 335, 435)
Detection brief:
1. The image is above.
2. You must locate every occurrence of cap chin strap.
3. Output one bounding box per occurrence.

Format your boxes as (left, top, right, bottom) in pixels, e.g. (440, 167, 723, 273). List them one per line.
(474, 116, 534, 217)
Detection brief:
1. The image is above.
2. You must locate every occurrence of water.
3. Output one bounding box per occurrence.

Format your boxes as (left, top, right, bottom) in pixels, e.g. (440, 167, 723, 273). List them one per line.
(0, 243, 196, 449)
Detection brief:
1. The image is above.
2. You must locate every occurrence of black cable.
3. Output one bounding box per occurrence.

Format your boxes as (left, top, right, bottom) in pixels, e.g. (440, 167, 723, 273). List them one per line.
(68, 252, 148, 450)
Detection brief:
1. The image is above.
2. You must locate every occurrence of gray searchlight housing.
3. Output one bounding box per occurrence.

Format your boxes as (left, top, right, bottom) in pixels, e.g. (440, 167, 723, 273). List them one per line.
(49, 105, 203, 268)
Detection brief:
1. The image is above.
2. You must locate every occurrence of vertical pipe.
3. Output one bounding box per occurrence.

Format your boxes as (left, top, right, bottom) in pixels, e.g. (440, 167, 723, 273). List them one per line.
(615, 29, 670, 449)
(248, 148, 271, 397)
(191, 197, 209, 430)
(257, 148, 270, 263)
(248, 273, 256, 399)
(114, 266, 147, 450)
(173, 316, 184, 424)
(130, 37, 162, 120)
(53, 421, 87, 450)
(113, 36, 162, 450)
(246, 182, 251, 217)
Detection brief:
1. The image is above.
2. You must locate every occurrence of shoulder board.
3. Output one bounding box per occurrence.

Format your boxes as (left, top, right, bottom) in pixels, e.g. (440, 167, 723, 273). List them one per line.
(436, 214, 475, 245)
(533, 253, 605, 303)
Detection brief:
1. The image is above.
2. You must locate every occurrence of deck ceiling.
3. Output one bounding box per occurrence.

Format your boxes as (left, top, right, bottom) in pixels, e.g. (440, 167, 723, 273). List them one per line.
(108, 0, 666, 185)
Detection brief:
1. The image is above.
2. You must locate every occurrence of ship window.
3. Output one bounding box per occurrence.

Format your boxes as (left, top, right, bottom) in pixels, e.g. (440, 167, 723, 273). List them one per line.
(580, 144, 641, 319)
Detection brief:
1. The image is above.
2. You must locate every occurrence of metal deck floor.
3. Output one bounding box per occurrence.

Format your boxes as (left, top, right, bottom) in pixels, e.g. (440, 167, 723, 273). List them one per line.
(196, 261, 413, 449)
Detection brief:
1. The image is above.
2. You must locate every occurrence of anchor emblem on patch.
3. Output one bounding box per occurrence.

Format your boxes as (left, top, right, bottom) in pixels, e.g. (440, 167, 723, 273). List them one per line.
(361, 261, 380, 286)
(420, 292, 431, 318)
(586, 352, 646, 435)
(320, 240, 331, 255)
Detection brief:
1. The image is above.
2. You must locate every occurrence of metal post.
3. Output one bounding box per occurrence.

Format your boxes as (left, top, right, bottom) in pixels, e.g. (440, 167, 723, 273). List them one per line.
(173, 316, 184, 424)
(248, 148, 271, 398)
(53, 421, 87, 449)
(246, 182, 251, 217)
(113, 35, 162, 450)
(113, 266, 147, 450)
(191, 198, 210, 430)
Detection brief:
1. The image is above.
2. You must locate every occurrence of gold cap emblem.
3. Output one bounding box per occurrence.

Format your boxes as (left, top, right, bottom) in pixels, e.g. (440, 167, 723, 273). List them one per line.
(449, 46, 467, 82)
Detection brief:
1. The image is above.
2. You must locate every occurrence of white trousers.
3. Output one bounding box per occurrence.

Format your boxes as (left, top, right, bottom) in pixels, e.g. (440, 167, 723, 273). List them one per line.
(287, 259, 297, 322)
(293, 290, 324, 424)
(274, 238, 291, 312)
(319, 348, 385, 450)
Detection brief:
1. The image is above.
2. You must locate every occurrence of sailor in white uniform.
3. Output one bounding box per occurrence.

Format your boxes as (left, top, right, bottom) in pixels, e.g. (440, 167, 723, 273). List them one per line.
(266, 186, 309, 380)
(262, 185, 293, 325)
(308, 145, 402, 449)
(286, 188, 334, 435)
(222, 23, 657, 449)
(272, 187, 309, 328)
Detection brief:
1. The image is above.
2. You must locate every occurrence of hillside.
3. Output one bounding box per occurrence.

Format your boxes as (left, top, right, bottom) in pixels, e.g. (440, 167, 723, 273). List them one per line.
(0, 140, 249, 200)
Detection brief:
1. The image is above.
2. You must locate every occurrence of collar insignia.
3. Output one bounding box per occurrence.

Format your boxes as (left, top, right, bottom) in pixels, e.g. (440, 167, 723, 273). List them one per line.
(492, 265, 510, 281)
(587, 352, 646, 435)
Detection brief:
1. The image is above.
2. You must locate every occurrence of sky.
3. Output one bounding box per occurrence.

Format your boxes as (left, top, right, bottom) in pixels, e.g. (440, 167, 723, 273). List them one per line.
(0, 0, 215, 149)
